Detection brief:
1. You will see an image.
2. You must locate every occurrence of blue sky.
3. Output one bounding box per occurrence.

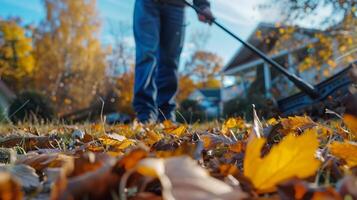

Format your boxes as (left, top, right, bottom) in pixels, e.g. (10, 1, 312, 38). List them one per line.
(0, 0, 275, 65)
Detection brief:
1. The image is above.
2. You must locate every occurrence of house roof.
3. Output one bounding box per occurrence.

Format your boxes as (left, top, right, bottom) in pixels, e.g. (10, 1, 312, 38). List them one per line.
(222, 23, 321, 74)
(198, 88, 221, 101)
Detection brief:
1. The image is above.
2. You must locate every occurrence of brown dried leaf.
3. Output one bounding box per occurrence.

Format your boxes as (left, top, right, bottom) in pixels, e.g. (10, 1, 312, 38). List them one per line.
(16, 153, 74, 175)
(0, 172, 23, 200)
(277, 179, 342, 200)
(137, 156, 248, 200)
(280, 116, 316, 135)
(0, 136, 56, 151)
(55, 158, 119, 200)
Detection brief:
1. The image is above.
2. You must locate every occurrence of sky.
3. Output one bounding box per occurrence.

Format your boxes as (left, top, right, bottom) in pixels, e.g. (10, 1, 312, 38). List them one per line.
(0, 0, 278, 66)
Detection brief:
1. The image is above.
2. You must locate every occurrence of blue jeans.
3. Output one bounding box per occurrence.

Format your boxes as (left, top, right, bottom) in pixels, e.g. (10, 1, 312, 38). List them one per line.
(133, 0, 186, 122)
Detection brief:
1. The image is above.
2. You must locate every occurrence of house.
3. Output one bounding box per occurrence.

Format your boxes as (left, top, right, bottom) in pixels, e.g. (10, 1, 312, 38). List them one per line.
(0, 80, 16, 116)
(221, 22, 342, 100)
(188, 88, 221, 117)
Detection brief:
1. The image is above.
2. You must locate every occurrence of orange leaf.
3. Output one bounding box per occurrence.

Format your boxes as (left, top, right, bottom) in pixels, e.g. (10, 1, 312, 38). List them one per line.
(329, 141, 357, 167)
(165, 125, 187, 137)
(343, 114, 357, 137)
(280, 116, 315, 134)
(145, 130, 163, 146)
(229, 141, 245, 153)
(219, 164, 239, 176)
(0, 172, 23, 200)
(16, 153, 74, 175)
(222, 118, 245, 135)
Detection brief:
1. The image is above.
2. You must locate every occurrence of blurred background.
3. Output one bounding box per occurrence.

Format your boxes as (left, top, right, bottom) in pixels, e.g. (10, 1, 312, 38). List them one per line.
(0, 0, 356, 123)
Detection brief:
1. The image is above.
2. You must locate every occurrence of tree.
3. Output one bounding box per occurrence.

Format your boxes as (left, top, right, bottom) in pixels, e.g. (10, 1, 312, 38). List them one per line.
(33, 0, 109, 115)
(177, 75, 196, 102)
(266, 0, 356, 24)
(183, 51, 223, 88)
(182, 29, 222, 88)
(105, 22, 135, 116)
(262, 1, 357, 75)
(112, 70, 135, 116)
(0, 19, 34, 90)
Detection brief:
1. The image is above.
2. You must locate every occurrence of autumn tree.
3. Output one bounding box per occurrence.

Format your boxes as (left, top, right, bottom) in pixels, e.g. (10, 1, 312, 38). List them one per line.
(0, 19, 34, 90)
(262, 1, 357, 76)
(105, 22, 135, 116)
(33, 0, 109, 115)
(177, 75, 196, 102)
(184, 51, 223, 89)
(177, 29, 222, 102)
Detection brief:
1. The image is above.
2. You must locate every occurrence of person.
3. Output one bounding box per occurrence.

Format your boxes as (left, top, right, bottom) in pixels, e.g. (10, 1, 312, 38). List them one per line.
(133, 0, 213, 123)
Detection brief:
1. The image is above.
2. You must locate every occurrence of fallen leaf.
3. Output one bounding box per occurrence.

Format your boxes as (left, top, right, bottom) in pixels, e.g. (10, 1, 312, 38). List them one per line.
(55, 148, 148, 200)
(16, 153, 74, 175)
(280, 116, 315, 135)
(229, 141, 245, 153)
(343, 114, 357, 137)
(0, 136, 56, 151)
(165, 125, 187, 137)
(144, 130, 163, 146)
(329, 141, 357, 167)
(155, 142, 199, 159)
(222, 118, 245, 135)
(162, 120, 175, 129)
(219, 164, 239, 177)
(0, 172, 23, 200)
(131, 192, 162, 200)
(136, 156, 248, 200)
(118, 148, 148, 170)
(244, 129, 320, 193)
(200, 133, 235, 149)
(56, 157, 119, 200)
(337, 175, 357, 199)
(277, 179, 342, 200)
(69, 152, 110, 177)
(0, 164, 40, 191)
(267, 118, 279, 126)
(99, 134, 135, 150)
(91, 124, 105, 134)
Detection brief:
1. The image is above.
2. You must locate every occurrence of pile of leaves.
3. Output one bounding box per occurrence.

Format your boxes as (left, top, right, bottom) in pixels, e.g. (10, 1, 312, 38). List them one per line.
(0, 111, 356, 200)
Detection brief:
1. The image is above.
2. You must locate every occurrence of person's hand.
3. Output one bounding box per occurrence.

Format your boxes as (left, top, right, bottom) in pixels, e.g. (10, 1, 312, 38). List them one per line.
(197, 7, 214, 25)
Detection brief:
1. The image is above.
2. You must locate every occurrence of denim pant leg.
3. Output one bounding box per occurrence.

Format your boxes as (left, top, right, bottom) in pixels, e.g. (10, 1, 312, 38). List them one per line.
(156, 4, 186, 122)
(133, 0, 160, 122)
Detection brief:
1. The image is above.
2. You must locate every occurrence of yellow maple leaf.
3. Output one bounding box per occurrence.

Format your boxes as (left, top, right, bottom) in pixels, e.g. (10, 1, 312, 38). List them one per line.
(166, 125, 187, 137)
(162, 120, 175, 129)
(267, 118, 278, 126)
(225, 118, 238, 129)
(91, 124, 105, 133)
(343, 114, 357, 137)
(222, 117, 245, 135)
(244, 129, 320, 193)
(145, 130, 163, 146)
(99, 135, 134, 150)
(329, 141, 357, 167)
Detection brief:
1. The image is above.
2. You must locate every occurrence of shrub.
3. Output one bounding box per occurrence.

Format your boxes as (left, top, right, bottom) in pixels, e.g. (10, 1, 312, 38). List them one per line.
(177, 99, 205, 124)
(9, 90, 55, 123)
